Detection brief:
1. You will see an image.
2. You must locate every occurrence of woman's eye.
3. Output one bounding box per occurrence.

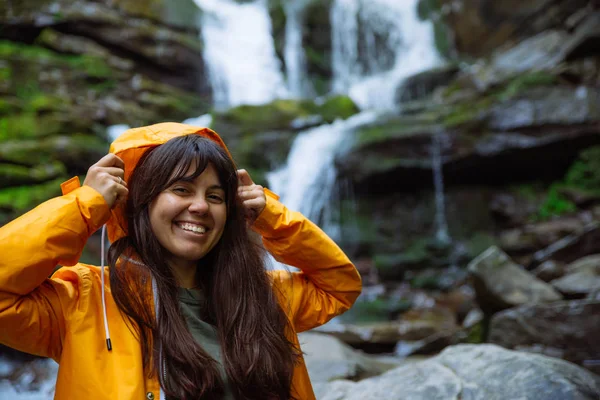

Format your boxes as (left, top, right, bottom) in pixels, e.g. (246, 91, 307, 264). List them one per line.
(172, 187, 189, 194)
(208, 194, 224, 203)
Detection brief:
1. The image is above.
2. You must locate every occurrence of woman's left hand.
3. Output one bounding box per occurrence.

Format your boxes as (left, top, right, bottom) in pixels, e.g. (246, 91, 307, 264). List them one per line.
(237, 169, 266, 224)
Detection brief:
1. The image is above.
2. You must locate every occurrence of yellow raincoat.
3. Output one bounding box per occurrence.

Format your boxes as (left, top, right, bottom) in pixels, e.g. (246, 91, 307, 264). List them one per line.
(0, 123, 362, 399)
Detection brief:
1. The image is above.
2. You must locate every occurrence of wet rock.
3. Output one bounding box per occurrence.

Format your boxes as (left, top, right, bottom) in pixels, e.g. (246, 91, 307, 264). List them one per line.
(550, 255, 600, 297)
(488, 300, 600, 373)
(318, 344, 600, 400)
(532, 260, 566, 282)
(395, 65, 460, 104)
(316, 307, 458, 350)
(467, 246, 562, 313)
(299, 332, 395, 384)
(532, 222, 600, 266)
(488, 87, 600, 131)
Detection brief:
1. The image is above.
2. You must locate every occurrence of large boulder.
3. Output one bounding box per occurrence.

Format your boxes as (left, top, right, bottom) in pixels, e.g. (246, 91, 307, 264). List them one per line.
(550, 254, 600, 297)
(317, 344, 600, 400)
(467, 246, 562, 313)
(488, 299, 600, 374)
(299, 332, 396, 383)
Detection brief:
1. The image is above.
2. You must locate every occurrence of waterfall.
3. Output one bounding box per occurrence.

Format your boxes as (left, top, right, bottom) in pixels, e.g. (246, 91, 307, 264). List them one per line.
(432, 128, 450, 244)
(194, 0, 288, 109)
(331, 0, 442, 110)
(267, 111, 378, 236)
(283, 0, 311, 97)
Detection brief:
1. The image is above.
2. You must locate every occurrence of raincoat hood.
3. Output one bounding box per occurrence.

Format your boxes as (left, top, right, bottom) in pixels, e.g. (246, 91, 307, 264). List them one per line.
(106, 122, 233, 244)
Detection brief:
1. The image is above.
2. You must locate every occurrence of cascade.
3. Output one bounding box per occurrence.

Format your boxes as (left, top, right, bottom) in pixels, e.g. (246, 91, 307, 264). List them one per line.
(432, 128, 450, 244)
(331, 0, 442, 110)
(194, 0, 288, 108)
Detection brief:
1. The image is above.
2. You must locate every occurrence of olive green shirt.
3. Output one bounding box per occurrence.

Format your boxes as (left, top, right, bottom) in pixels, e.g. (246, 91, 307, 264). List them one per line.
(176, 287, 234, 400)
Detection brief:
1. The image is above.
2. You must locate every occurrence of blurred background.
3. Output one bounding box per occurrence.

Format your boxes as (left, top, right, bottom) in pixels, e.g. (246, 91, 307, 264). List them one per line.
(1, 0, 600, 398)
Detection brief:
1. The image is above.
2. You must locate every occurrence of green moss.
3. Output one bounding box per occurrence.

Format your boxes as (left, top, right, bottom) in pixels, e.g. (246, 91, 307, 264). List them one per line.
(0, 178, 64, 214)
(214, 96, 358, 136)
(564, 146, 600, 192)
(0, 112, 64, 140)
(317, 95, 359, 122)
(465, 321, 485, 344)
(0, 161, 67, 187)
(416, 0, 440, 21)
(356, 116, 433, 146)
(497, 71, 557, 101)
(0, 40, 113, 78)
(443, 98, 492, 127)
(534, 184, 577, 221)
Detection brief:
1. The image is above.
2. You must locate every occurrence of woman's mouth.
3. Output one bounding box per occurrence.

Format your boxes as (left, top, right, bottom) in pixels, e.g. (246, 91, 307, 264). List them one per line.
(176, 222, 207, 234)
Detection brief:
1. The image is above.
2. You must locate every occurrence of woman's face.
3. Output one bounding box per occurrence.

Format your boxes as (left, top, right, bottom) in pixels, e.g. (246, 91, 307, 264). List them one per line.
(149, 162, 227, 269)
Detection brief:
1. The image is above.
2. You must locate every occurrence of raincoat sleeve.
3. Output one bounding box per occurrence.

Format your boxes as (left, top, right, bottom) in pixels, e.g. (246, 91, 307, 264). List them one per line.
(255, 191, 362, 333)
(0, 186, 109, 360)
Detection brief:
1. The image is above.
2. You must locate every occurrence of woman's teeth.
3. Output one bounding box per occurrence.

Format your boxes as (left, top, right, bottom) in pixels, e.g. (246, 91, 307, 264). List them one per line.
(179, 223, 206, 233)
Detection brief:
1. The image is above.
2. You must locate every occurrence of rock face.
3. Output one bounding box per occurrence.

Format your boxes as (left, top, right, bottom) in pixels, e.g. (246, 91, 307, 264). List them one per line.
(488, 300, 600, 374)
(298, 332, 395, 383)
(467, 246, 562, 313)
(437, 0, 595, 58)
(317, 344, 600, 400)
(0, 0, 209, 225)
(550, 254, 600, 297)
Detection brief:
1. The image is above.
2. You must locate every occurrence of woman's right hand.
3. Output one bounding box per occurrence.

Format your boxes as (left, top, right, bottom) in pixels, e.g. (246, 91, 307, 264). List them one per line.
(83, 154, 128, 209)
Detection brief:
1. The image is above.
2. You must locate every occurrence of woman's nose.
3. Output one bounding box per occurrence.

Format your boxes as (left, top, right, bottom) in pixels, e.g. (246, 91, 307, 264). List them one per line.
(188, 196, 209, 214)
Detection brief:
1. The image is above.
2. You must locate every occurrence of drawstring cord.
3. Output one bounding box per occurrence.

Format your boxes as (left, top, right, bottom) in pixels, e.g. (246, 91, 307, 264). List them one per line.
(100, 224, 112, 351)
(101, 247, 165, 398)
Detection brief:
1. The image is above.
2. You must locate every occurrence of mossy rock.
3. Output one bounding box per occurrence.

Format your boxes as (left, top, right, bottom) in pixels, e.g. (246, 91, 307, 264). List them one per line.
(212, 95, 359, 138)
(0, 178, 65, 223)
(0, 161, 67, 188)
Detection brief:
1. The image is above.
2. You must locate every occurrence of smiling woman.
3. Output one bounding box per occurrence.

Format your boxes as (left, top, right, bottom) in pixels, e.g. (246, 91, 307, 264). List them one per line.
(0, 122, 362, 400)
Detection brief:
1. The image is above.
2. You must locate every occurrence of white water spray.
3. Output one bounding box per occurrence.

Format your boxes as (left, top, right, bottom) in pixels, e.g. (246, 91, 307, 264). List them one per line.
(331, 0, 442, 110)
(267, 111, 378, 229)
(432, 128, 450, 244)
(194, 0, 288, 108)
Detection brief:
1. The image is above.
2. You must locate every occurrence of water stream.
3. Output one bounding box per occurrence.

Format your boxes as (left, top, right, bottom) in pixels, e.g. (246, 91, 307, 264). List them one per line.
(193, 0, 288, 109)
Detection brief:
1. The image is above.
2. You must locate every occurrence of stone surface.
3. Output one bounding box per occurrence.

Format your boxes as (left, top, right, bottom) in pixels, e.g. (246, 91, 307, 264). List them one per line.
(488, 300, 600, 374)
(299, 332, 395, 383)
(318, 344, 600, 400)
(467, 246, 562, 313)
(550, 254, 600, 297)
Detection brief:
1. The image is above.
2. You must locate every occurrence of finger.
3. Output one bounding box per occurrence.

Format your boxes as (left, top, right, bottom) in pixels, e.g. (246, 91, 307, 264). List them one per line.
(237, 188, 263, 200)
(237, 169, 254, 187)
(113, 185, 129, 208)
(102, 167, 125, 179)
(95, 153, 125, 169)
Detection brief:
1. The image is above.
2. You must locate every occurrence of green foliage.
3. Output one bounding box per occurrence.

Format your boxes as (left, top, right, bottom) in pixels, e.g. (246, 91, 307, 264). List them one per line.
(317, 95, 359, 122)
(214, 96, 358, 136)
(535, 184, 576, 221)
(564, 146, 600, 192)
(0, 178, 64, 214)
(532, 146, 600, 221)
(497, 71, 557, 101)
(0, 40, 113, 78)
(465, 321, 485, 344)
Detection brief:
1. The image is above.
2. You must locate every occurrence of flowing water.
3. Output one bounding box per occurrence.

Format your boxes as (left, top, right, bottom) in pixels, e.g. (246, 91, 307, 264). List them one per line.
(193, 0, 288, 109)
(331, 0, 442, 110)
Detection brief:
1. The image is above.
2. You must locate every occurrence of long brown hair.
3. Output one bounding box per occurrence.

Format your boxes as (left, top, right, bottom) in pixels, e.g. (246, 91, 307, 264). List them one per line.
(108, 135, 300, 399)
